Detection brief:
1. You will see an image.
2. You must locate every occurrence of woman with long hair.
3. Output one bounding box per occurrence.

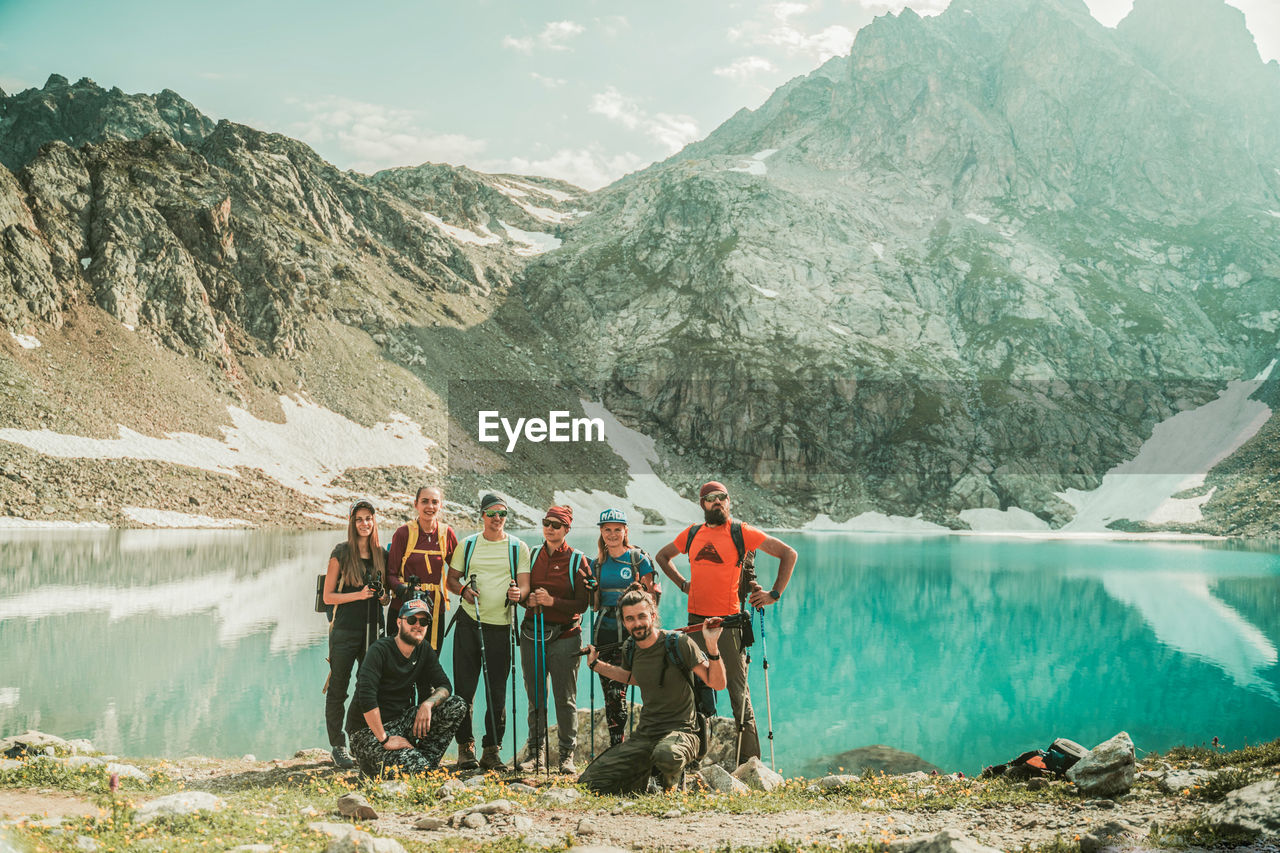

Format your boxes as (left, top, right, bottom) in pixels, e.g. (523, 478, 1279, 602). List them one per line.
(386, 486, 457, 650)
(322, 498, 390, 769)
(590, 508, 657, 747)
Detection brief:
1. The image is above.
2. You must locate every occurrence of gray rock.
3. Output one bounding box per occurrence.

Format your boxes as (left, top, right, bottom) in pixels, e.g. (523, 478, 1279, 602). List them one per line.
(336, 792, 378, 820)
(566, 847, 631, 853)
(888, 827, 1004, 853)
(299, 806, 320, 817)
(437, 778, 466, 798)
(0, 760, 21, 771)
(413, 817, 447, 830)
(309, 822, 359, 839)
(462, 812, 487, 829)
(816, 774, 858, 790)
(513, 815, 534, 831)
(462, 773, 488, 787)
(61, 756, 104, 770)
(508, 783, 537, 795)
(1078, 820, 1137, 853)
(731, 756, 784, 792)
(537, 787, 581, 806)
(1158, 769, 1217, 793)
(241, 754, 256, 762)
(0, 731, 69, 752)
(661, 809, 682, 819)
(473, 799, 514, 815)
(1067, 732, 1135, 797)
(575, 817, 599, 835)
(74, 836, 100, 852)
(136, 791, 225, 823)
(295, 748, 333, 761)
(104, 762, 150, 783)
(377, 781, 409, 797)
(1204, 779, 1280, 836)
(324, 829, 407, 853)
(230, 846, 272, 853)
(66, 739, 95, 755)
(800, 744, 941, 778)
(701, 763, 750, 794)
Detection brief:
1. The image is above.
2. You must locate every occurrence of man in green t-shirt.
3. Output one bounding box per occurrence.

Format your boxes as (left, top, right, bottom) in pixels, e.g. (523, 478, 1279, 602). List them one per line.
(579, 587, 726, 793)
(446, 493, 530, 771)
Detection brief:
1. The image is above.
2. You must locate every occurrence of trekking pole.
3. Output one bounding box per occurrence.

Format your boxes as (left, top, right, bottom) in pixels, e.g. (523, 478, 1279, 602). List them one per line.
(509, 582, 519, 770)
(537, 605, 550, 777)
(472, 578, 498, 766)
(756, 606, 775, 770)
(588, 608, 597, 760)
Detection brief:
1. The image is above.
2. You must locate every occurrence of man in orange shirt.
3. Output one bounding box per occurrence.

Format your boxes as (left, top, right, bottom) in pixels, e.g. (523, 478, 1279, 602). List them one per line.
(655, 481, 797, 766)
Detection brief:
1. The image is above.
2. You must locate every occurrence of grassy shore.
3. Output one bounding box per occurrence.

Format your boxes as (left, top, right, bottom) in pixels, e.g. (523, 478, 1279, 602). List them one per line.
(1, 740, 1276, 852)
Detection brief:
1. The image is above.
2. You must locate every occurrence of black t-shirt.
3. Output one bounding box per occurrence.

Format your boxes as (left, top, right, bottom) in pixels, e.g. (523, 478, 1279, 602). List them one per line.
(348, 635, 452, 732)
(330, 542, 380, 633)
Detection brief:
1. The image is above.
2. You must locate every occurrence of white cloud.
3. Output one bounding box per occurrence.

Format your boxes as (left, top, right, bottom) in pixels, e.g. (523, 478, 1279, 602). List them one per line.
(290, 97, 488, 173)
(730, 3, 860, 62)
(496, 147, 650, 191)
(714, 55, 780, 81)
(503, 20, 586, 53)
(595, 15, 631, 37)
(851, 0, 950, 16)
(589, 86, 700, 154)
(530, 72, 567, 88)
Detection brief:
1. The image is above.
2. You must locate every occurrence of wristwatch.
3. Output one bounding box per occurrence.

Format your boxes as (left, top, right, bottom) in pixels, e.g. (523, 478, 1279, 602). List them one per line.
(378, 732, 389, 745)
(768, 590, 780, 601)
(707, 653, 722, 661)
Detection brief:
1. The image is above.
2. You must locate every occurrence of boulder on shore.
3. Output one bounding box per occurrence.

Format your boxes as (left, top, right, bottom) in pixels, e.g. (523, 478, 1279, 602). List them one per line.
(1203, 779, 1280, 837)
(800, 744, 941, 778)
(1066, 732, 1135, 797)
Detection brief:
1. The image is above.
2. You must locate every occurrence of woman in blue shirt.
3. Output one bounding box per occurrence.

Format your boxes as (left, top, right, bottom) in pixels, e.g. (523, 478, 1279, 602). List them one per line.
(590, 508, 657, 746)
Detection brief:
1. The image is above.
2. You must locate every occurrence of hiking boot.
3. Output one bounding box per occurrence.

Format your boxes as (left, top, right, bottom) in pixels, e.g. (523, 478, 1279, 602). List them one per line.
(478, 746, 508, 772)
(456, 741, 479, 770)
(557, 756, 576, 775)
(331, 746, 355, 770)
(517, 746, 545, 773)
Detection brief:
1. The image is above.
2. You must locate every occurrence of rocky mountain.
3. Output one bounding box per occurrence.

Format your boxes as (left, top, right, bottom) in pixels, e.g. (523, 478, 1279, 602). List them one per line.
(516, 0, 1280, 527)
(1, 0, 1279, 533)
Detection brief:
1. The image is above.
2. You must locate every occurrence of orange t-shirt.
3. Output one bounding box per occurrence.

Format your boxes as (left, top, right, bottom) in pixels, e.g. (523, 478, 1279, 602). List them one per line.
(673, 521, 767, 616)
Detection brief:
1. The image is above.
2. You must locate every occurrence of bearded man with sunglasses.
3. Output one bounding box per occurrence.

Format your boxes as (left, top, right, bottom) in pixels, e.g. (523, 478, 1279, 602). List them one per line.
(655, 481, 797, 766)
(517, 504, 592, 773)
(346, 599, 467, 777)
(446, 493, 530, 770)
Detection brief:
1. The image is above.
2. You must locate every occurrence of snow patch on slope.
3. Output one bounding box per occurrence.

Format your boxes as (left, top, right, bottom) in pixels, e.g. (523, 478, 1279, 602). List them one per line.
(1059, 363, 1274, 531)
(0, 396, 436, 510)
(553, 401, 701, 527)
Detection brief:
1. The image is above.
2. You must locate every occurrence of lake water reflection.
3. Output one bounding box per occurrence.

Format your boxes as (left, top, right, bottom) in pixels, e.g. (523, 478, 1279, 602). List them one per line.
(0, 528, 1277, 774)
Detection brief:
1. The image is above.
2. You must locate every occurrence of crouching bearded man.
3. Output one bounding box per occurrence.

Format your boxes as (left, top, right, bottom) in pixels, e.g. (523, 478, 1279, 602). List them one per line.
(347, 599, 468, 777)
(578, 584, 725, 793)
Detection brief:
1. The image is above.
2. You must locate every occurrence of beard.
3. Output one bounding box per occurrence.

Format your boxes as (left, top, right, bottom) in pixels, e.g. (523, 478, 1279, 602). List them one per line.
(703, 506, 727, 525)
(398, 625, 424, 646)
(630, 623, 653, 642)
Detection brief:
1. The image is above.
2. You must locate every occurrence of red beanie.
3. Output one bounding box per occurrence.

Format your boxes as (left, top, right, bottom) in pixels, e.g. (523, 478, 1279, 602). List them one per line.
(544, 505, 573, 527)
(699, 481, 729, 499)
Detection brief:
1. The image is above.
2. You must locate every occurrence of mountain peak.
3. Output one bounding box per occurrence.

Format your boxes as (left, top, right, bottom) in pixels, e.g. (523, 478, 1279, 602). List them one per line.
(0, 77, 216, 171)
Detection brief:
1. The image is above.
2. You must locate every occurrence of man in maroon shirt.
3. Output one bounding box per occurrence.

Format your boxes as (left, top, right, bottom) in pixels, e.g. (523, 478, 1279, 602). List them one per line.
(518, 504, 592, 773)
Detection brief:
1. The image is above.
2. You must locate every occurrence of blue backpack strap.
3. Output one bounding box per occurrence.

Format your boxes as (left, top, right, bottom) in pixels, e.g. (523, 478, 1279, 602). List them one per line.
(568, 550, 583, 593)
(461, 533, 480, 581)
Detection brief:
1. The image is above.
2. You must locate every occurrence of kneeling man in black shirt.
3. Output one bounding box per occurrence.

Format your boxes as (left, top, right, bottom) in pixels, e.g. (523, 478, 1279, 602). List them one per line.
(348, 599, 467, 776)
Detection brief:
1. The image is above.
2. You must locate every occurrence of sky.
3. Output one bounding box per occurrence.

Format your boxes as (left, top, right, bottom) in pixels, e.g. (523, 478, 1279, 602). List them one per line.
(1, 0, 1277, 190)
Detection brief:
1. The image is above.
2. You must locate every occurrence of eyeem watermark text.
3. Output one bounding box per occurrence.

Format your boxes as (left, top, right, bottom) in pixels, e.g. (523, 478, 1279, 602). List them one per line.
(478, 410, 605, 452)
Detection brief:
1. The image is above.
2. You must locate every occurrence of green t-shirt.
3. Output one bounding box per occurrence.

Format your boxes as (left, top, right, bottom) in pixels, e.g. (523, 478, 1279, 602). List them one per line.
(449, 534, 530, 626)
(627, 631, 707, 738)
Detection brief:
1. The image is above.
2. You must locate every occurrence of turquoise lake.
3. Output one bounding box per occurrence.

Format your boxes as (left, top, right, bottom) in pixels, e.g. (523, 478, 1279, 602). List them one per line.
(0, 528, 1277, 775)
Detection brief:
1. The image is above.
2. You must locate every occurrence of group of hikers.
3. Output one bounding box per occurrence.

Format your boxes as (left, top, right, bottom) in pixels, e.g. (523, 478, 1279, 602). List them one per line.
(320, 482, 797, 793)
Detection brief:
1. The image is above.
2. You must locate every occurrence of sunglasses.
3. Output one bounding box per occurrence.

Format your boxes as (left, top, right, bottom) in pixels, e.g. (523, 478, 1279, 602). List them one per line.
(483, 509, 508, 518)
(402, 614, 430, 626)
(702, 492, 729, 503)
(542, 520, 565, 530)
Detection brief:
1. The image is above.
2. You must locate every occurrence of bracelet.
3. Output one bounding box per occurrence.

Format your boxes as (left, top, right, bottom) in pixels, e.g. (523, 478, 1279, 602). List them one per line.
(588, 659, 599, 672)
(707, 653, 721, 661)
(378, 732, 389, 745)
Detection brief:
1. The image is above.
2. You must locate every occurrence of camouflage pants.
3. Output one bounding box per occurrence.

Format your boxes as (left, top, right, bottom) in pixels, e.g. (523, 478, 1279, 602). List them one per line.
(578, 729, 700, 794)
(348, 694, 467, 778)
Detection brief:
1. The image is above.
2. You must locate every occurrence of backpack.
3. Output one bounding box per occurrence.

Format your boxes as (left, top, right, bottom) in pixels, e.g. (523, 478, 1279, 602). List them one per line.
(683, 522, 757, 644)
(528, 544, 587, 593)
(622, 631, 711, 761)
(459, 533, 521, 582)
